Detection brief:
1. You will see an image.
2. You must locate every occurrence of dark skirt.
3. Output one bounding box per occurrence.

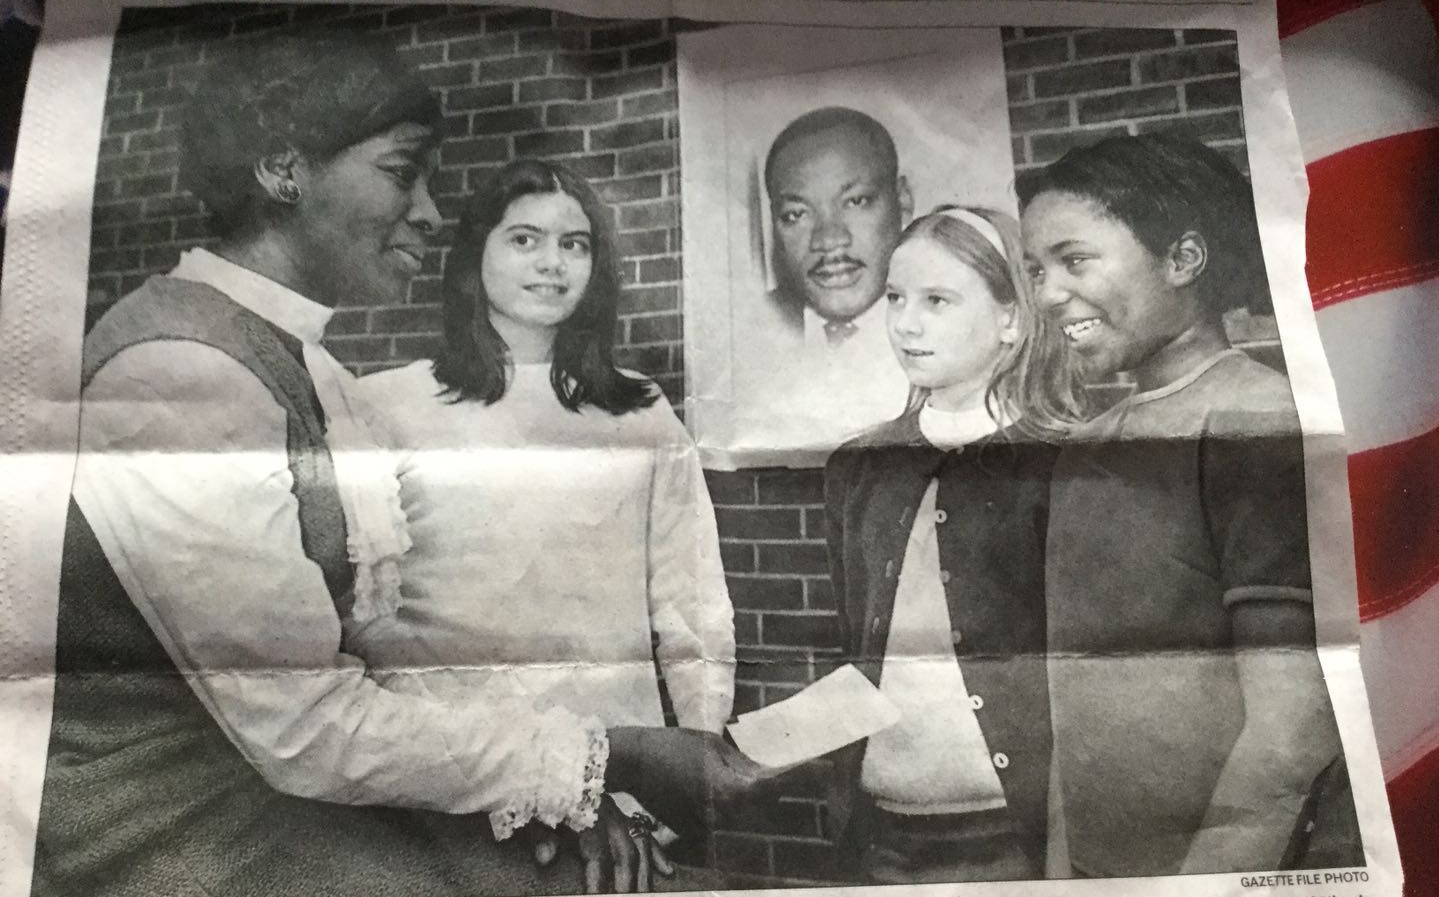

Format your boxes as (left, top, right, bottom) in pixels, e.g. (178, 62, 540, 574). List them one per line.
(859, 807, 1043, 885)
(33, 788, 729, 897)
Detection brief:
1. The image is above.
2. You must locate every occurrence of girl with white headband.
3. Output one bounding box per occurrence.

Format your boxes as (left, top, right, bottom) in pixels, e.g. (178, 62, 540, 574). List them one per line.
(822, 205, 1082, 883)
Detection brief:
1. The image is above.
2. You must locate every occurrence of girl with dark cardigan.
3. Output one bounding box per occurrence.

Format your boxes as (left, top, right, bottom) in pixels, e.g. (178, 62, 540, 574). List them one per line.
(823, 206, 1081, 883)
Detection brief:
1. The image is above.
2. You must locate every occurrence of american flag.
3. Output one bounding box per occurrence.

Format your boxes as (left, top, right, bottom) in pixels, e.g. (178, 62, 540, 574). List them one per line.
(1278, 0, 1439, 893)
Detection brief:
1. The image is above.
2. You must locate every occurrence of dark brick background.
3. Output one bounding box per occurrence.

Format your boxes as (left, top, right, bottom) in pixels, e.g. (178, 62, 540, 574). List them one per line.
(1003, 24, 1249, 173)
(86, 6, 1267, 883)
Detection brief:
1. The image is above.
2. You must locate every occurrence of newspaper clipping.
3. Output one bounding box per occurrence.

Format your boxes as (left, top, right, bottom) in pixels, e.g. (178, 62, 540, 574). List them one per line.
(0, 0, 1402, 896)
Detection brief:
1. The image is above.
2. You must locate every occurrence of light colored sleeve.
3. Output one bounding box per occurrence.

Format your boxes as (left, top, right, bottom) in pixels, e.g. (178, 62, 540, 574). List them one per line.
(73, 342, 605, 835)
(644, 403, 736, 733)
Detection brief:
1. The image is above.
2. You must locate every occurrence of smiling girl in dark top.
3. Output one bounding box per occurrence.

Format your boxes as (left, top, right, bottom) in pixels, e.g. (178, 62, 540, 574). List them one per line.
(824, 206, 1080, 883)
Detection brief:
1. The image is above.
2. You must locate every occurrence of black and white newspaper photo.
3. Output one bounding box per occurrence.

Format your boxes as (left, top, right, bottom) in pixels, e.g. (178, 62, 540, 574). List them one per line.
(680, 26, 1016, 456)
(0, 1, 1407, 896)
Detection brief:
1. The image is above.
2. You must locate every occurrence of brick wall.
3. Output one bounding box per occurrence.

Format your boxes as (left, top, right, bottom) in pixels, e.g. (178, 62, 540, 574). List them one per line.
(704, 466, 838, 880)
(86, 10, 1265, 883)
(1003, 25, 1247, 173)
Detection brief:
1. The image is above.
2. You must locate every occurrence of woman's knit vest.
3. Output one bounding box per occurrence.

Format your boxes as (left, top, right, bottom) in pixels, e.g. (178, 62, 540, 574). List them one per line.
(31, 278, 359, 896)
(30, 277, 646, 897)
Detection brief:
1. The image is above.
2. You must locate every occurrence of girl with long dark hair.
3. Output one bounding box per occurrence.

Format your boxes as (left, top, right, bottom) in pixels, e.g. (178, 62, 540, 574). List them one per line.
(356, 157, 736, 815)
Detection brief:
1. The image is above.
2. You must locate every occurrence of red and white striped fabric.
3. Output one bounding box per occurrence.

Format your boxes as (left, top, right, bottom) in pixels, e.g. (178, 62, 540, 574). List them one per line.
(1279, 1, 1439, 893)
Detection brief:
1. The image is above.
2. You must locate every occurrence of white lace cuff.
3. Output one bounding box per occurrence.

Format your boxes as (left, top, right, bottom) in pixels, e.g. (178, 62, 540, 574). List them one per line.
(488, 707, 608, 840)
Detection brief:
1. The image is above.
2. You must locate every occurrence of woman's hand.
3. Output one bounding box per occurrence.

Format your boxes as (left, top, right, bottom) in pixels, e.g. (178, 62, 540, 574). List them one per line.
(526, 797, 674, 893)
(577, 795, 674, 893)
(605, 727, 776, 830)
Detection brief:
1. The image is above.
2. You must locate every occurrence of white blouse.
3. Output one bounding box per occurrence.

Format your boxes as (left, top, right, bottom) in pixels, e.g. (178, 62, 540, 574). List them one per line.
(74, 249, 605, 841)
(355, 361, 736, 734)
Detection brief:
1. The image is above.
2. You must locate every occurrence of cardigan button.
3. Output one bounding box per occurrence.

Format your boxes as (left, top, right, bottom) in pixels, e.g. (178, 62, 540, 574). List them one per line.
(969, 693, 984, 710)
(939, 569, 952, 585)
(950, 629, 963, 646)
(992, 752, 1010, 769)
(871, 617, 883, 636)
(934, 508, 948, 524)
(884, 559, 896, 579)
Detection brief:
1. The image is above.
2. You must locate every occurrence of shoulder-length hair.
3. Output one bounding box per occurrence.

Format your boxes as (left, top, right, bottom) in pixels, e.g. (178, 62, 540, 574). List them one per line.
(433, 158, 657, 415)
(898, 206, 1085, 440)
(1015, 134, 1271, 315)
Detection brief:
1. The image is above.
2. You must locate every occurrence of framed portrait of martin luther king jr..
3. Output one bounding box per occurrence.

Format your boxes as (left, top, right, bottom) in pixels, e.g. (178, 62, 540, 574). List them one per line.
(678, 25, 1015, 467)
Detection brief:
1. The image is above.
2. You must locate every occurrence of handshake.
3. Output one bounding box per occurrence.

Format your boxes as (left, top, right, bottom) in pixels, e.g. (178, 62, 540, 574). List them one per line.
(605, 725, 778, 817)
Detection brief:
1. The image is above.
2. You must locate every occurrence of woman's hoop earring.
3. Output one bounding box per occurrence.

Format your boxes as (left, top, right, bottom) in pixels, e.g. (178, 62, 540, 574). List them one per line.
(276, 181, 302, 205)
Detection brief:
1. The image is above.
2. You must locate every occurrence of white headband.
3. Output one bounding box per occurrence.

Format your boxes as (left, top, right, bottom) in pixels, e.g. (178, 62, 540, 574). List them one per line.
(934, 207, 1008, 261)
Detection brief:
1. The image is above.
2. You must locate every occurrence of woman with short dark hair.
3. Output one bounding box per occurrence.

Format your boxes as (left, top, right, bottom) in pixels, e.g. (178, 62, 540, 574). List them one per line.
(37, 31, 744, 897)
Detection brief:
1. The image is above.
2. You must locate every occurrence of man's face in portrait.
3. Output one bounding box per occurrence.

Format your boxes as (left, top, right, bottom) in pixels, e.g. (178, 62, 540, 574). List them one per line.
(768, 124, 911, 324)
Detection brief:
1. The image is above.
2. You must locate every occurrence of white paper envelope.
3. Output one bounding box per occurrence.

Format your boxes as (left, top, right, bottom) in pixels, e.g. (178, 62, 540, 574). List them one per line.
(727, 664, 901, 768)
